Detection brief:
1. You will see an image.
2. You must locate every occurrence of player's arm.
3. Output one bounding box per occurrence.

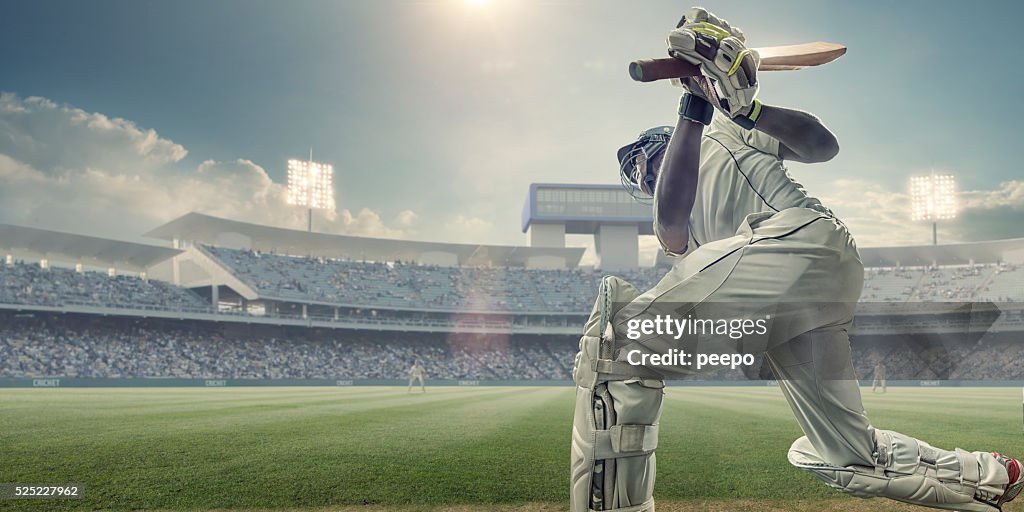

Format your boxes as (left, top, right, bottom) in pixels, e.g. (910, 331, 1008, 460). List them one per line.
(654, 111, 705, 255)
(665, 9, 838, 164)
(754, 104, 839, 164)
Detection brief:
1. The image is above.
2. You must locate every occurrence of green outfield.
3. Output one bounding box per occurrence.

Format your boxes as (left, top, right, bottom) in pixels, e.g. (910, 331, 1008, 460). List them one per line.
(1, 386, 1022, 512)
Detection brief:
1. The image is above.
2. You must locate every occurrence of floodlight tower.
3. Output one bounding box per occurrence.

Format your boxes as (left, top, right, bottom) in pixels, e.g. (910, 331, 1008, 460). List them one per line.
(286, 152, 335, 232)
(910, 173, 957, 245)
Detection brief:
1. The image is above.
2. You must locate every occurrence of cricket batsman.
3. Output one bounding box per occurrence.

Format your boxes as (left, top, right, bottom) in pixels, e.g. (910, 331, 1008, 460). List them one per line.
(570, 7, 1024, 512)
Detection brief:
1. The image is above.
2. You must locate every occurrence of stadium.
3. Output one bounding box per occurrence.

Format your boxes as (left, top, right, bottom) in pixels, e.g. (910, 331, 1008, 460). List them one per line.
(3, 185, 1024, 511)
(3, 185, 1024, 387)
(6, 2, 1024, 511)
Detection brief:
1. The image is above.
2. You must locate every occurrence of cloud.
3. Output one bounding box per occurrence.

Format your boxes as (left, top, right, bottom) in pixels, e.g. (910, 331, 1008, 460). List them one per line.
(395, 209, 418, 227)
(0, 93, 412, 241)
(818, 179, 922, 246)
(445, 214, 491, 231)
(0, 153, 46, 181)
(819, 178, 1024, 246)
(0, 93, 187, 176)
(336, 208, 404, 238)
(440, 214, 495, 243)
(961, 180, 1024, 211)
(946, 180, 1024, 242)
(2, 92, 1020, 259)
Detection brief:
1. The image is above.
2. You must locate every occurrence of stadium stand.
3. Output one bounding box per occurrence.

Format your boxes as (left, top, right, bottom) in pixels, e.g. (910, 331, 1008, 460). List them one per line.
(2, 248, 1021, 320)
(203, 247, 1024, 310)
(2, 311, 1022, 381)
(861, 266, 924, 302)
(3, 246, 1024, 382)
(851, 332, 1024, 380)
(0, 313, 576, 380)
(0, 260, 210, 311)
(202, 246, 665, 312)
(978, 263, 1024, 302)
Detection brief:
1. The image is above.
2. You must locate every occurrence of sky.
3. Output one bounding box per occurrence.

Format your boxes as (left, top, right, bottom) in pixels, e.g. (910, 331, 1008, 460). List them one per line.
(1, 0, 1022, 264)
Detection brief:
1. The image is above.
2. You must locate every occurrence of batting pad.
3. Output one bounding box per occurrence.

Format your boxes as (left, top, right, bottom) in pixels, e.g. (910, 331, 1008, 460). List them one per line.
(788, 433, 1005, 512)
(571, 276, 664, 512)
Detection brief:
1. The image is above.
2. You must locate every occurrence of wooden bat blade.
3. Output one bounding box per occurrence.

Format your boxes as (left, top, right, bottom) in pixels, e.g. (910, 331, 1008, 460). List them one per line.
(759, 64, 810, 71)
(757, 41, 846, 67)
(628, 41, 846, 83)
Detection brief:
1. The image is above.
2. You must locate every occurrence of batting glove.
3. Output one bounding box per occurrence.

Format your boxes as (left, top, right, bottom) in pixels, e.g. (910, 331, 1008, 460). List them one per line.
(667, 7, 759, 117)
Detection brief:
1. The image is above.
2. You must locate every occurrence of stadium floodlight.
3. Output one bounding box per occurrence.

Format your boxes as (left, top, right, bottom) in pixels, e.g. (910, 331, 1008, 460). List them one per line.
(287, 157, 335, 232)
(909, 173, 957, 246)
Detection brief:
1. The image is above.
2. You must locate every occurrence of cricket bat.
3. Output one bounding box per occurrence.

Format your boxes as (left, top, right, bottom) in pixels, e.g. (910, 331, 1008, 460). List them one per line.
(628, 41, 846, 83)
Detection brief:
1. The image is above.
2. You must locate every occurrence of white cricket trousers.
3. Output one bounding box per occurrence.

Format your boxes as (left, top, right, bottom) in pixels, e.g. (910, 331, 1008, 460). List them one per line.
(586, 207, 1008, 510)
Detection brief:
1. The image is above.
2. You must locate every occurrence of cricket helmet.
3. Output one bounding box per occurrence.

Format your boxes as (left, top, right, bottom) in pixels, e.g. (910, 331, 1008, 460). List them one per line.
(617, 125, 674, 202)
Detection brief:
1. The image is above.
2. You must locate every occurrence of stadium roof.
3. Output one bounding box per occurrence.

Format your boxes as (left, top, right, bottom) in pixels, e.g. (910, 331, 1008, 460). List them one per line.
(145, 212, 586, 267)
(0, 223, 182, 271)
(859, 237, 1024, 267)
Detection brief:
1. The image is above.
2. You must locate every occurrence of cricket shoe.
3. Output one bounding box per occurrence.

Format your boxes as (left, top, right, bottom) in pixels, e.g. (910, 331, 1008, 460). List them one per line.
(984, 452, 1024, 509)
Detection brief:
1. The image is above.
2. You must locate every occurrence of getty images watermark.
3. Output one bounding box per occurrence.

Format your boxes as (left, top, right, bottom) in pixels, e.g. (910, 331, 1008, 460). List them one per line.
(622, 314, 769, 371)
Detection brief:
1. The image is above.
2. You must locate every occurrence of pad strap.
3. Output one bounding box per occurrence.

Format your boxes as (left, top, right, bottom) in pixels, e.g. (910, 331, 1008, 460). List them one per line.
(956, 448, 982, 491)
(594, 424, 660, 460)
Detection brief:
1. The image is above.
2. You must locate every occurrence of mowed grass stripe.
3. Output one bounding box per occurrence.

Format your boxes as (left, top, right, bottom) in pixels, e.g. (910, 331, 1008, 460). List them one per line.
(663, 386, 796, 422)
(656, 387, 1024, 500)
(0, 387, 510, 464)
(333, 386, 574, 506)
(161, 387, 560, 509)
(3, 387, 1024, 511)
(0, 386, 475, 413)
(656, 387, 829, 500)
(859, 391, 1024, 456)
(0, 387, 523, 470)
(0, 387, 518, 444)
(0, 387, 560, 510)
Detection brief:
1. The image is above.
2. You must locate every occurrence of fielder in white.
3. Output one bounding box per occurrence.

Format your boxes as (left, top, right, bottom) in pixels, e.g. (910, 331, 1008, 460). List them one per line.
(873, 361, 888, 394)
(408, 361, 426, 393)
(570, 8, 1024, 512)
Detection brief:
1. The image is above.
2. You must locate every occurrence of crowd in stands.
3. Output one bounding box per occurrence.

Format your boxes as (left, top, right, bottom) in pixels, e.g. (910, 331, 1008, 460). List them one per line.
(852, 333, 1024, 381)
(2, 251, 1024, 383)
(3, 312, 1024, 382)
(1, 256, 1022, 321)
(861, 262, 1023, 303)
(0, 313, 576, 380)
(205, 246, 665, 312)
(0, 261, 209, 311)
(210, 247, 1022, 310)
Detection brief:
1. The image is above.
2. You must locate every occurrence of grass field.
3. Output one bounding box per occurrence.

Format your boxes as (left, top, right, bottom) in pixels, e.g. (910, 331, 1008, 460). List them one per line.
(2, 386, 1023, 511)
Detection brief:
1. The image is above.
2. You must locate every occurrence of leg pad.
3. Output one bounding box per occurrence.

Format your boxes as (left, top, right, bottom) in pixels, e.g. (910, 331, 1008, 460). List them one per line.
(788, 434, 1000, 512)
(571, 377, 663, 512)
(571, 276, 664, 512)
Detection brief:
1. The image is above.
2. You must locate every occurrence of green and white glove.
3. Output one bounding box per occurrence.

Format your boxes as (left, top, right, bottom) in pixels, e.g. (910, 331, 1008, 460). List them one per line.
(667, 7, 759, 117)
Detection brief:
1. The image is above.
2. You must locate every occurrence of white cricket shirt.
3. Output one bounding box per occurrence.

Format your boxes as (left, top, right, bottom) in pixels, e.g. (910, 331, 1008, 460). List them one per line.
(683, 114, 831, 250)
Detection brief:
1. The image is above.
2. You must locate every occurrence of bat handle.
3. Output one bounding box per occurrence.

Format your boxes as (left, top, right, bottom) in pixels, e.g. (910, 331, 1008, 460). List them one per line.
(629, 58, 701, 83)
